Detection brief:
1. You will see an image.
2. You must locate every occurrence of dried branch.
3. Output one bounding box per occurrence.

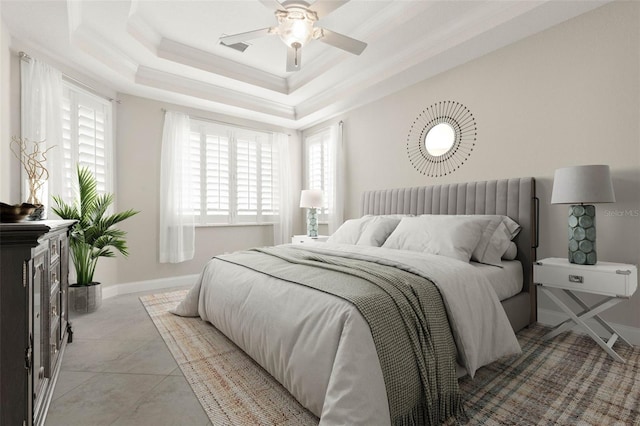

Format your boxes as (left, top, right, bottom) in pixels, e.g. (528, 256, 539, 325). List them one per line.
(10, 136, 56, 204)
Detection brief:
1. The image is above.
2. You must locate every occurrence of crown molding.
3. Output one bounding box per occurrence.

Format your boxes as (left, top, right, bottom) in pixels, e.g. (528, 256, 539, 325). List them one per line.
(70, 25, 138, 81)
(156, 38, 289, 95)
(135, 66, 296, 120)
(126, 0, 161, 56)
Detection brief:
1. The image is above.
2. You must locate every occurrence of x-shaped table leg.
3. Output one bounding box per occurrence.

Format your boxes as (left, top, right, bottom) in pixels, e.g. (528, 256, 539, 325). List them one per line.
(539, 286, 629, 363)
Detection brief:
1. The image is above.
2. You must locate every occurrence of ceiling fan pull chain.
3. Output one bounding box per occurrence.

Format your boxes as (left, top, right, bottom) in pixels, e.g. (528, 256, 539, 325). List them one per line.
(292, 42, 301, 66)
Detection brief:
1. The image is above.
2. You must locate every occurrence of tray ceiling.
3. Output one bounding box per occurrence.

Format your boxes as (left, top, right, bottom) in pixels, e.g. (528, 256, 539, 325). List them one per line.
(1, 0, 607, 129)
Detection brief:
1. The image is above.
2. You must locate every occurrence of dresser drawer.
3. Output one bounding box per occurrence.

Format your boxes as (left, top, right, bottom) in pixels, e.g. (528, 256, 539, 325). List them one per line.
(50, 263, 60, 298)
(534, 258, 638, 297)
(48, 323, 60, 376)
(50, 291, 60, 337)
(49, 234, 61, 265)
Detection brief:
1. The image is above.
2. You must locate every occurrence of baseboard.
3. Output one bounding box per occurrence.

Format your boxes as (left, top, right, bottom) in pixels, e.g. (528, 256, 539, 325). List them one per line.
(102, 274, 199, 299)
(538, 308, 640, 346)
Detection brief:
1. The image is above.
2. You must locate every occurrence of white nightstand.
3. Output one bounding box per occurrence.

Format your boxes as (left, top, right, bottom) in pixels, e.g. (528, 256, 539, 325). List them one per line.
(534, 257, 638, 362)
(291, 235, 329, 244)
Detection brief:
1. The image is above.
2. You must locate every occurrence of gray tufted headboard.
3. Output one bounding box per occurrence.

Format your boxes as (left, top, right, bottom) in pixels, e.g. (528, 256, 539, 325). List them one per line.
(361, 177, 538, 329)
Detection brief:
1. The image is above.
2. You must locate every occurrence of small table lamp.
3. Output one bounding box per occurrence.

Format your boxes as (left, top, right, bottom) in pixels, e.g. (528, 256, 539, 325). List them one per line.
(300, 189, 323, 237)
(551, 165, 616, 265)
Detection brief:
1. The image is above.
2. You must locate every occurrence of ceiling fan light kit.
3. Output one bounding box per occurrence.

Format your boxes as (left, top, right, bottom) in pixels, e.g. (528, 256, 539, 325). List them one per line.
(275, 7, 319, 48)
(219, 0, 367, 72)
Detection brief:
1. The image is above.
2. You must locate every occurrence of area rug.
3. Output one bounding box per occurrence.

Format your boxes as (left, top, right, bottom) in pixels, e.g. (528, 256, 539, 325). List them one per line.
(141, 290, 640, 425)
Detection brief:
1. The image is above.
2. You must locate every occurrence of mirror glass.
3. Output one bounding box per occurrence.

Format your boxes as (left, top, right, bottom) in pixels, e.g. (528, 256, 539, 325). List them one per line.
(424, 123, 455, 156)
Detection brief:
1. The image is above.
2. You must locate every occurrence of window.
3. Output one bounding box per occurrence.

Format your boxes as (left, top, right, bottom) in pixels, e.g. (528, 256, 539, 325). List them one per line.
(304, 127, 333, 221)
(61, 82, 113, 202)
(189, 120, 280, 225)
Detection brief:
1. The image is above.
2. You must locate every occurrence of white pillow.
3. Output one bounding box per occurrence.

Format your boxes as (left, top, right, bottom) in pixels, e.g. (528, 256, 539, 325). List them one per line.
(471, 216, 520, 267)
(502, 242, 518, 260)
(356, 216, 402, 246)
(326, 216, 372, 244)
(382, 215, 486, 262)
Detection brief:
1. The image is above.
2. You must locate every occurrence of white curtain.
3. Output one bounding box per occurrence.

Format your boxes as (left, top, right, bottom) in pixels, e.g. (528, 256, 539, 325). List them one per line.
(159, 111, 195, 263)
(328, 121, 345, 234)
(273, 132, 292, 245)
(20, 57, 64, 216)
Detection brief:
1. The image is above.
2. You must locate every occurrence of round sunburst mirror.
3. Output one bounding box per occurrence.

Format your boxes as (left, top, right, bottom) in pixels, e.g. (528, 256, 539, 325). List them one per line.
(406, 101, 477, 177)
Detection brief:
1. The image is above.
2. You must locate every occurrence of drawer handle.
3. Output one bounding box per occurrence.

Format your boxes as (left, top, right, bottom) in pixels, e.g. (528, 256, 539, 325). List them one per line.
(616, 270, 632, 275)
(25, 335, 33, 371)
(568, 275, 583, 284)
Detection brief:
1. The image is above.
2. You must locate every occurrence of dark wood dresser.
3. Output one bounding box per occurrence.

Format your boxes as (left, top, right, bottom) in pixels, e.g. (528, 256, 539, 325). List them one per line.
(0, 220, 75, 426)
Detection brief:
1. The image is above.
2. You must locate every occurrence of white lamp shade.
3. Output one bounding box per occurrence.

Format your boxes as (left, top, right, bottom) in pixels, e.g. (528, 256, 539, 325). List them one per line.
(551, 165, 616, 204)
(300, 189, 323, 208)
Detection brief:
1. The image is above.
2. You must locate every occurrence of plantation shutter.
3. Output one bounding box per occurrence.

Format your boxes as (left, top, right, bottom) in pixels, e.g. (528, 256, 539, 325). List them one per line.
(235, 132, 259, 221)
(305, 128, 333, 219)
(188, 130, 202, 218)
(205, 131, 230, 222)
(61, 83, 112, 203)
(61, 97, 74, 201)
(261, 137, 278, 219)
(77, 99, 107, 193)
(188, 120, 282, 225)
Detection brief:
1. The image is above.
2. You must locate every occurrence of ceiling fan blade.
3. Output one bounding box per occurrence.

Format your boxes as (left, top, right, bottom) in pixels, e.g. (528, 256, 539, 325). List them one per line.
(286, 45, 302, 72)
(259, 0, 283, 11)
(219, 28, 273, 45)
(318, 28, 367, 55)
(308, 0, 350, 18)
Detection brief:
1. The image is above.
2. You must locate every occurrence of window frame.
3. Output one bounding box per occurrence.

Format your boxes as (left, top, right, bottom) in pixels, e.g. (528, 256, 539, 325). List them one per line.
(189, 119, 280, 226)
(60, 81, 114, 204)
(303, 126, 333, 222)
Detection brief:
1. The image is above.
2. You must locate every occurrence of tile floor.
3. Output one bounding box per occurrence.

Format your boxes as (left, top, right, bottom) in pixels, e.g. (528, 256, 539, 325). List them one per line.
(46, 286, 211, 426)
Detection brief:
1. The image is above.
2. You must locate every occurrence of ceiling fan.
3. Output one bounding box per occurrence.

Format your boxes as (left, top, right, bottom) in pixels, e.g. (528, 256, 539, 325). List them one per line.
(219, 0, 367, 72)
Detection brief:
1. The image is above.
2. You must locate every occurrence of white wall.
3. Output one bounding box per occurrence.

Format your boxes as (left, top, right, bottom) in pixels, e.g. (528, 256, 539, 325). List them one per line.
(303, 2, 640, 328)
(114, 94, 303, 286)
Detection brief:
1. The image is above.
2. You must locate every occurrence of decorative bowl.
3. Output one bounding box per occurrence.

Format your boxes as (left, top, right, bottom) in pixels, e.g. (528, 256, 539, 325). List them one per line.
(0, 202, 37, 223)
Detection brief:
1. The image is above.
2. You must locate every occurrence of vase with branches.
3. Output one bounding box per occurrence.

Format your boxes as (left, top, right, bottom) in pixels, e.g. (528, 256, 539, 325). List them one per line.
(10, 136, 55, 219)
(52, 166, 138, 312)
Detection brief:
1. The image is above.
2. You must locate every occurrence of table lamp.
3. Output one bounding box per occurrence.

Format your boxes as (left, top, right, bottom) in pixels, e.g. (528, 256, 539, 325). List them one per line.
(551, 165, 615, 265)
(300, 189, 323, 237)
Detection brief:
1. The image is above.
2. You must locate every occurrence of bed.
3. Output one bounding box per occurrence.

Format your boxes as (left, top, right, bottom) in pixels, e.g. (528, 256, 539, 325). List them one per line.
(174, 177, 538, 426)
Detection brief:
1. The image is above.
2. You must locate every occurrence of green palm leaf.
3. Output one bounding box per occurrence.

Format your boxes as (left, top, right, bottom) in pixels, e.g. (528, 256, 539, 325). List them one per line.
(52, 165, 139, 285)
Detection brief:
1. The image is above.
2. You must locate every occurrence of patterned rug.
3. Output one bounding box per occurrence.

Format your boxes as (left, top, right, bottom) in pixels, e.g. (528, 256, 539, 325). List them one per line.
(141, 290, 640, 425)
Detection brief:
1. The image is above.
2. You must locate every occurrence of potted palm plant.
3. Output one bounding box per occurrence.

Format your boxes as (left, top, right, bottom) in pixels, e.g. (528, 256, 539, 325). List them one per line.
(52, 166, 139, 313)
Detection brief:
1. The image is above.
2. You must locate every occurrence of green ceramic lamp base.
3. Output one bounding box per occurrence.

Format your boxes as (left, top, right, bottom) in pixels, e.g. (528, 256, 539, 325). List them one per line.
(568, 204, 597, 265)
(306, 207, 318, 238)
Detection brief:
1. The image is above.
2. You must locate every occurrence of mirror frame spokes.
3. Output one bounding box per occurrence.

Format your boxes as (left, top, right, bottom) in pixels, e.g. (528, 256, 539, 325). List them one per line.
(407, 101, 477, 177)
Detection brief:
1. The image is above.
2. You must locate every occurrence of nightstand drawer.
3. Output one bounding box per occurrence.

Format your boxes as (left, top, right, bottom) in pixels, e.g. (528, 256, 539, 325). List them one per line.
(534, 258, 638, 297)
(292, 235, 329, 244)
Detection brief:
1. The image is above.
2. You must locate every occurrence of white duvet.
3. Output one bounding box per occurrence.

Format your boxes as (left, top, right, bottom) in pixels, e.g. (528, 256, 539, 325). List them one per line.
(173, 243, 521, 426)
